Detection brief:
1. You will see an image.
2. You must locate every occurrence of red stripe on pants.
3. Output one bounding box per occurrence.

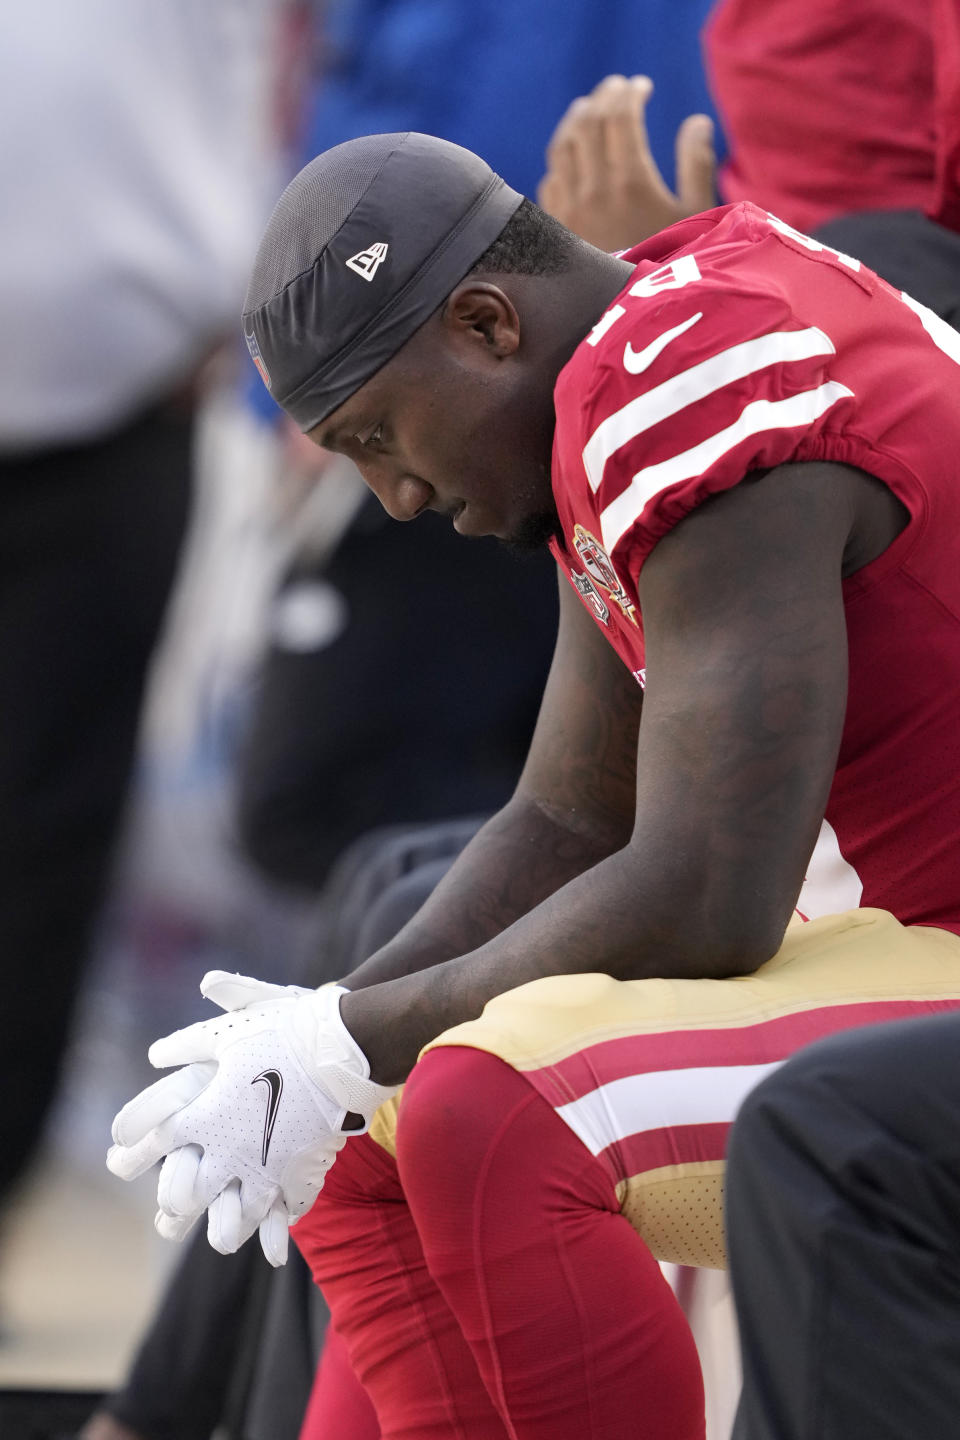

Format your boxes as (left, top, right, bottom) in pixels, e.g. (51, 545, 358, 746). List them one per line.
(528, 997, 960, 1104)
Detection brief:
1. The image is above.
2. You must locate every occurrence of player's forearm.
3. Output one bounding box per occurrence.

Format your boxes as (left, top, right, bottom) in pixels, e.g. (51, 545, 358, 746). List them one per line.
(341, 792, 627, 991)
(340, 832, 794, 1085)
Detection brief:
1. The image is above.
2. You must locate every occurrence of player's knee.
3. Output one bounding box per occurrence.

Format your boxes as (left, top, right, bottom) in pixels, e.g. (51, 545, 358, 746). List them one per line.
(397, 1045, 504, 1170)
(396, 1045, 548, 1215)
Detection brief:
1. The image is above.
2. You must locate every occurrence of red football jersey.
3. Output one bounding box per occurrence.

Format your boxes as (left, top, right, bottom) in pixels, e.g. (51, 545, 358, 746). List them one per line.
(550, 201, 960, 934)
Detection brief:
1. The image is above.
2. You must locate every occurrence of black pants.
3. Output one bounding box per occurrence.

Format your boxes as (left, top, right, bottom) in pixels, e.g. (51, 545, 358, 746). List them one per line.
(0, 403, 192, 1202)
(728, 1010, 960, 1440)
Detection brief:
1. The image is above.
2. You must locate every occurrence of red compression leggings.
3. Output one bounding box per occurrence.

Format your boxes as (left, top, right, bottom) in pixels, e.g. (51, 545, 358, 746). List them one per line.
(294, 1046, 705, 1440)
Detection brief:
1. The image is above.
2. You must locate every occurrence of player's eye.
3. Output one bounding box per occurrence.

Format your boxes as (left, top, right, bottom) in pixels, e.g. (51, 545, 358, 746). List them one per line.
(355, 423, 384, 449)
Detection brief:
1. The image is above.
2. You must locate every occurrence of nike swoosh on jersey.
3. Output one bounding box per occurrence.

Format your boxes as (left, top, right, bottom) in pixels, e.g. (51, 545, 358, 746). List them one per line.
(252, 1068, 284, 1165)
(622, 311, 703, 376)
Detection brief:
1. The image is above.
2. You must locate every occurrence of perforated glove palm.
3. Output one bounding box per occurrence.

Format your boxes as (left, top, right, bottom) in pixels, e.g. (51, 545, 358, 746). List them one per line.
(107, 973, 396, 1266)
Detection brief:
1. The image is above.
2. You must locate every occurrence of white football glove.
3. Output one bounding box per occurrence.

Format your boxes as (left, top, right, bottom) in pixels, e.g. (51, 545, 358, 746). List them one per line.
(107, 973, 396, 1266)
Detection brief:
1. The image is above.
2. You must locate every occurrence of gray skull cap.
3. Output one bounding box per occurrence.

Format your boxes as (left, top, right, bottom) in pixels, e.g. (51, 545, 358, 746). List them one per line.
(242, 132, 525, 430)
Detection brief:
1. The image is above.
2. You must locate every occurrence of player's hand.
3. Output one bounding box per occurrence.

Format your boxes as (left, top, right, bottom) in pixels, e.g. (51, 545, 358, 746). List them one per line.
(538, 73, 715, 251)
(106, 974, 397, 1266)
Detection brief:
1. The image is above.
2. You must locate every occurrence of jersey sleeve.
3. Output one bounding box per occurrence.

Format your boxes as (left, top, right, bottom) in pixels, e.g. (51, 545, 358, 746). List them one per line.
(580, 268, 858, 581)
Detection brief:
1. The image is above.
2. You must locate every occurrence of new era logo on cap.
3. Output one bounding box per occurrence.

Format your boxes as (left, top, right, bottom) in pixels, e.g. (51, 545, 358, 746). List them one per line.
(346, 242, 389, 281)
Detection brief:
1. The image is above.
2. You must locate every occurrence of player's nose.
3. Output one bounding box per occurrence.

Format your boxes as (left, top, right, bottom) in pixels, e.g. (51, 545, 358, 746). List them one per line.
(360, 465, 432, 522)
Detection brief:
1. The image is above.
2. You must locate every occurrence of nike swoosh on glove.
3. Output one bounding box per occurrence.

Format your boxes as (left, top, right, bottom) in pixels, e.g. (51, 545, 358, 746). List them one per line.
(106, 975, 397, 1266)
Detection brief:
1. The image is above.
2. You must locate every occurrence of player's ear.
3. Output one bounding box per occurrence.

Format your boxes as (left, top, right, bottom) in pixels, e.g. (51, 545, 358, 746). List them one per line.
(440, 281, 520, 359)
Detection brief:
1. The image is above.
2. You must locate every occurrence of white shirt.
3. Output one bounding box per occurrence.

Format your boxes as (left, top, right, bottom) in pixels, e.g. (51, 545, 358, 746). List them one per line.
(0, 0, 283, 449)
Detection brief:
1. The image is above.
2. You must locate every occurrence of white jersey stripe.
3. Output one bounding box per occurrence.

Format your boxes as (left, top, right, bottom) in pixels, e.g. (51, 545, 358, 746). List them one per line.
(554, 1061, 783, 1157)
(600, 380, 854, 554)
(582, 325, 837, 494)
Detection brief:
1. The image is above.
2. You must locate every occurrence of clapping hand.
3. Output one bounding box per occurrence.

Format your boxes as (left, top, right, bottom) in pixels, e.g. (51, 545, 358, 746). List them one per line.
(538, 74, 715, 252)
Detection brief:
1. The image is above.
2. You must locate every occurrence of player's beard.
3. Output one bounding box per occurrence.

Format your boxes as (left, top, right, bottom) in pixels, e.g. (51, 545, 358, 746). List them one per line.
(501, 466, 561, 554)
(503, 508, 562, 554)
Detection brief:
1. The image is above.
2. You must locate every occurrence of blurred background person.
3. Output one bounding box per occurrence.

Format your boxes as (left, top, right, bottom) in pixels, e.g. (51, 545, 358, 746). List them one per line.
(538, 0, 960, 321)
(0, 17, 315, 1437)
(306, 0, 721, 201)
(704, 0, 960, 296)
(0, 0, 294, 1219)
